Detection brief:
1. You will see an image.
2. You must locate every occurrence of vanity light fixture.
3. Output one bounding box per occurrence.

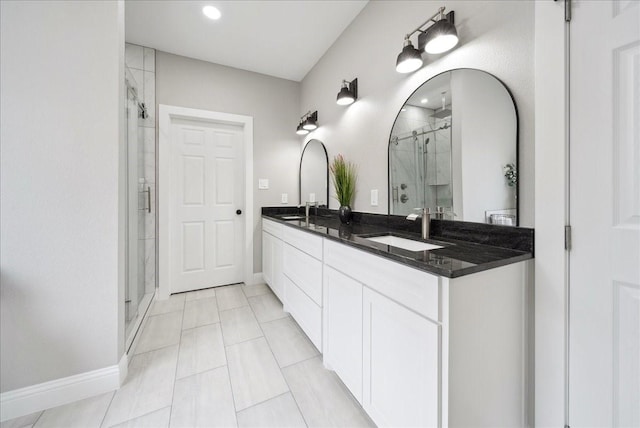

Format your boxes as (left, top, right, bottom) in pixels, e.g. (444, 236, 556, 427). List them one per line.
(296, 111, 318, 135)
(302, 111, 318, 131)
(336, 78, 358, 106)
(395, 6, 458, 73)
(296, 122, 308, 135)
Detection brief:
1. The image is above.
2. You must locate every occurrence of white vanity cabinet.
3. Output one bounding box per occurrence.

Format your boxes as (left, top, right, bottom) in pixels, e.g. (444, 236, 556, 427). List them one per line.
(323, 266, 363, 403)
(262, 217, 532, 427)
(322, 238, 531, 428)
(261, 219, 284, 301)
(323, 239, 440, 427)
(362, 287, 439, 428)
(281, 226, 323, 350)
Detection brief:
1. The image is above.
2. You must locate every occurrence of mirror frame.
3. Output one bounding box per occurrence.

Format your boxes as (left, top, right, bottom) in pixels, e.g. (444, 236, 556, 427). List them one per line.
(299, 139, 329, 206)
(387, 68, 520, 226)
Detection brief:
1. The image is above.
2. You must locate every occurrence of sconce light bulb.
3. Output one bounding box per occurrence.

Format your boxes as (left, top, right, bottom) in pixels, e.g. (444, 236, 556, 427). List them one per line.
(423, 19, 459, 54)
(396, 40, 423, 73)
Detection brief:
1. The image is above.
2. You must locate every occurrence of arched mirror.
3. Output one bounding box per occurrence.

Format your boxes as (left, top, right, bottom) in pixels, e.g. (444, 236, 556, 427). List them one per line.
(299, 139, 329, 206)
(389, 69, 519, 225)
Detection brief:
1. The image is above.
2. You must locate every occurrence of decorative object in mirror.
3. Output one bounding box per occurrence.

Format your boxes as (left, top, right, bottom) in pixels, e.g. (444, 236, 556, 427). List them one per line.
(336, 78, 358, 106)
(389, 68, 518, 226)
(330, 154, 357, 224)
(395, 6, 458, 74)
(299, 139, 329, 206)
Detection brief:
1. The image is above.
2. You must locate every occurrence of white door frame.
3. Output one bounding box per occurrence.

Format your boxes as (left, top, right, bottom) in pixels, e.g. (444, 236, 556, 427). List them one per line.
(158, 104, 254, 300)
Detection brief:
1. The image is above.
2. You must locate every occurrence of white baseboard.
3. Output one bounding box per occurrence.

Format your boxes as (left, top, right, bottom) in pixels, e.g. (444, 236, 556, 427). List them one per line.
(252, 272, 264, 285)
(0, 356, 126, 422)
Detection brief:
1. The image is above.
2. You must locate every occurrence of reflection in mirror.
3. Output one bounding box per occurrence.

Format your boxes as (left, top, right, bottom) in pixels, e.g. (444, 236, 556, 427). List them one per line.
(299, 139, 329, 205)
(389, 69, 518, 225)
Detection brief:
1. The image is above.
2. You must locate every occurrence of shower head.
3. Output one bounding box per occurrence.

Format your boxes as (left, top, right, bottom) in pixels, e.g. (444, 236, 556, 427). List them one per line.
(432, 90, 452, 119)
(432, 108, 452, 119)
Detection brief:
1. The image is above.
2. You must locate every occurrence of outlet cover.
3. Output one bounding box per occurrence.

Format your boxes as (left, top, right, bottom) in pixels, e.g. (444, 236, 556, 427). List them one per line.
(281, 193, 288, 204)
(371, 189, 379, 206)
(309, 193, 316, 203)
(258, 179, 269, 189)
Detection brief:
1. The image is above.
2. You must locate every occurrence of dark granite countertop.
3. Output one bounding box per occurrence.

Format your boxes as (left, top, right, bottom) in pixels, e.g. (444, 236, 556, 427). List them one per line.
(262, 207, 534, 279)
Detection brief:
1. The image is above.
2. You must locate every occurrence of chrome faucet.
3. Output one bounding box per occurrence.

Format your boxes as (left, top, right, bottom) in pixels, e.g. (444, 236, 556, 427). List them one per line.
(408, 207, 432, 239)
(305, 201, 319, 221)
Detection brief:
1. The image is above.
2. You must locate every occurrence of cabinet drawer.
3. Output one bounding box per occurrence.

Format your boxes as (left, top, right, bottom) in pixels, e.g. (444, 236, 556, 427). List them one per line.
(283, 243, 322, 305)
(284, 275, 322, 350)
(282, 225, 323, 260)
(324, 239, 440, 322)
(262, 218, 283, 239)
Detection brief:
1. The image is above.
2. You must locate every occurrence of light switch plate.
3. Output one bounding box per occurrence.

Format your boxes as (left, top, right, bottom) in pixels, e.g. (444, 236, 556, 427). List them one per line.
(281, 193, 288, 204)
(371, 189, 379, 206)
(258, 179, 269, 189)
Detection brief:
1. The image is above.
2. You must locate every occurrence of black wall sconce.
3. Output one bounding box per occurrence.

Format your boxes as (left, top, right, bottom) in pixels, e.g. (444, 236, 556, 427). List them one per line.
(395, 6, 458, 74)
(296, 111, 318, 135)
(336, 78, 358, 106)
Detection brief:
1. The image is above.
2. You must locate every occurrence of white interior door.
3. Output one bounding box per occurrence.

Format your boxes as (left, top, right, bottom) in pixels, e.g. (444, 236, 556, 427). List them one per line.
(569, 1, 639, 426)
(169, 117, 244, 294)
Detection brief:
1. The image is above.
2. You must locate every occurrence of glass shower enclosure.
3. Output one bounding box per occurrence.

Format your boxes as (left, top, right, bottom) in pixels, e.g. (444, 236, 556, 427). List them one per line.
(124, 67, 154, 351)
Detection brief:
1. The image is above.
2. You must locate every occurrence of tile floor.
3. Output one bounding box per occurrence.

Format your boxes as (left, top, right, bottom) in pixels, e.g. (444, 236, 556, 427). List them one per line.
(2, 283, 375, 428)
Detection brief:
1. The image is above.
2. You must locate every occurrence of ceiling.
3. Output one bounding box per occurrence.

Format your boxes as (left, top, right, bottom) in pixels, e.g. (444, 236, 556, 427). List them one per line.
(125, 0, 368, 82)
(406, 72, 451, 111)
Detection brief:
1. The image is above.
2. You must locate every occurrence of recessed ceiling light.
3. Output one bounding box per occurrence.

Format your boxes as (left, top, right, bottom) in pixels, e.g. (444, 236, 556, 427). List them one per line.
(203, 5, 221, 20)
(401, 108, 407, 112)
(420, 98, 428, 104)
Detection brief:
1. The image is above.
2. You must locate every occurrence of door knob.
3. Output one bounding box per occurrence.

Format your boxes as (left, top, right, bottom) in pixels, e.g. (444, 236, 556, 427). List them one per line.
(236, 209, 242, 215)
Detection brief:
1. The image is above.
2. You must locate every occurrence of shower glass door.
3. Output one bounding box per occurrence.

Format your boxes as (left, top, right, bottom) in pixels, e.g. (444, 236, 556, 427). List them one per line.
(124, 67, 154, 351)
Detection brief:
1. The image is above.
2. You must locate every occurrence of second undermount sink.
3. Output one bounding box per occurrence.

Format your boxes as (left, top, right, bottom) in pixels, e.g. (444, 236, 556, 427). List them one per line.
(365, 235, 444, 252)
(279, 215, 307, 220)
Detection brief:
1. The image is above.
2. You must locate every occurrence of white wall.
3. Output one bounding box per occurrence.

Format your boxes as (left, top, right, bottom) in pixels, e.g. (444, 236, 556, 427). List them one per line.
(299, 0, 535, 227)
(0, 0, 124, 394)
(534, 1, 568, 425)
(155, 52, 300, 273)
(454, 69, 517, 223)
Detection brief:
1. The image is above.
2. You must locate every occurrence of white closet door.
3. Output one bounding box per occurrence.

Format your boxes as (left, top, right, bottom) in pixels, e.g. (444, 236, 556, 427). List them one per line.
(569, 1, 640, 426)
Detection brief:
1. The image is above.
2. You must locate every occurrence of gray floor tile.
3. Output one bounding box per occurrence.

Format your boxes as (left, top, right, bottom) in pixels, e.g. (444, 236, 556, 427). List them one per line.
(108, 407, 170, 428)
(1, 411, 42, 428)
(170, 367, 237, 428)
(248, 293, 288, 323)
(33, 392, 113, 428)
(134, 311, 183, 354)
(242, 283, 271, 298)
(226, 337, 289, 411)
(282, 357, 374, 428)
(182, 297, 219, 330)
(185, 287, 216, 301)
(150, 294, 185, 316)
(236, 393, 306, 428)
(176, 323, 226, 379)
(216, 284, 248, 311)
(102, 346, 178, 427)
(262, 317, 319, 368)
(220, 306, 263, 346)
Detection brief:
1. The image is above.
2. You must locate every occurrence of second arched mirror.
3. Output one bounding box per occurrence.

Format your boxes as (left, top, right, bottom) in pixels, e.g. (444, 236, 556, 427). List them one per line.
(389, 69, 519, 225)
(299, 139, 329, 206)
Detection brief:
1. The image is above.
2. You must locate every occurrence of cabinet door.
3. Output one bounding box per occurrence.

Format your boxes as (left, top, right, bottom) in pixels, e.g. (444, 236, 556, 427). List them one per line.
(262, 231, 273, 287)
(323, 266, 363, 403)
(272, 235, 283, 301)
(363, 287, 439, 428)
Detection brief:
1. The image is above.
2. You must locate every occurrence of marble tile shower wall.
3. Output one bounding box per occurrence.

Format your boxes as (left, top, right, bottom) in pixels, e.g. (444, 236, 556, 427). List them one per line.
(126, 43, 156, 294)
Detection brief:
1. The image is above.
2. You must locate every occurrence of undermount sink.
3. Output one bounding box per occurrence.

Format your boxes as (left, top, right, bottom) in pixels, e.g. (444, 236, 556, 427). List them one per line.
(365, 235, 444, 252)
(279, 215, 307, 220)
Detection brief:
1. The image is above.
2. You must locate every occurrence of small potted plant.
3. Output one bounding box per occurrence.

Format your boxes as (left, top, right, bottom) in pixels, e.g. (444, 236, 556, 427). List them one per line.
(330, 154, 357, 224)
